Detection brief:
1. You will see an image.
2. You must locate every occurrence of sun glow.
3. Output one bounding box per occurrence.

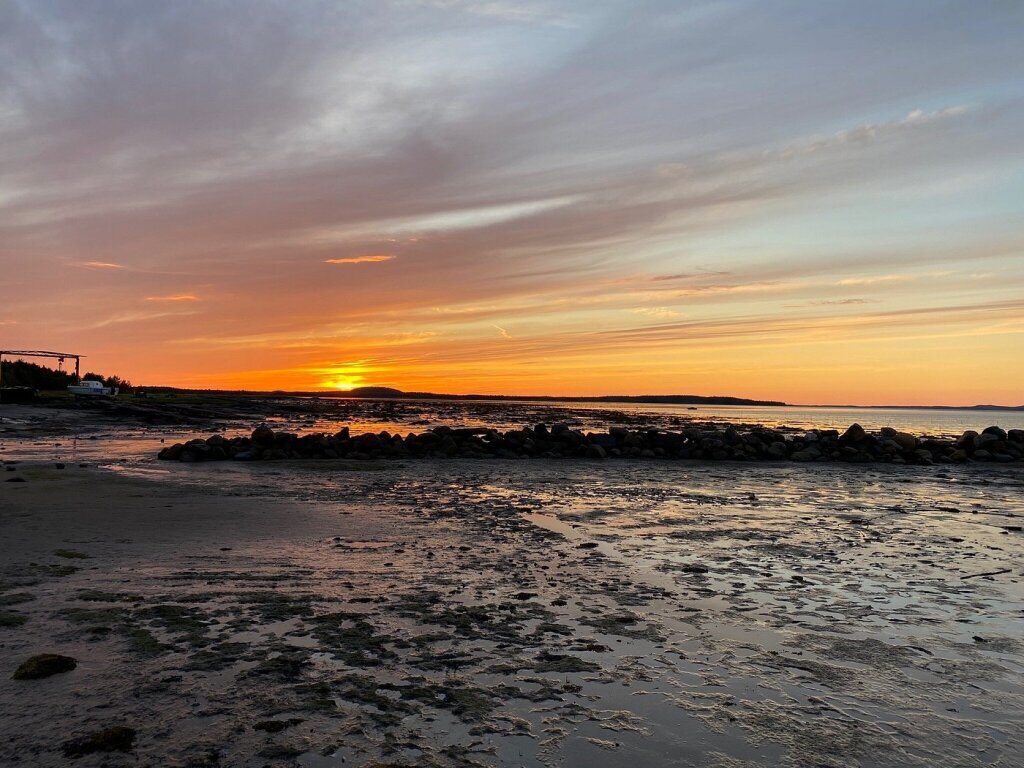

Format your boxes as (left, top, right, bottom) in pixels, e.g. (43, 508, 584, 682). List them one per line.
(319, 374, 363, 391)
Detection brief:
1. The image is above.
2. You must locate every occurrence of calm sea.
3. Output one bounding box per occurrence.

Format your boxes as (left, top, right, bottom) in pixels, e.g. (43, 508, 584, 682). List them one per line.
(290, 398, 1024, 439)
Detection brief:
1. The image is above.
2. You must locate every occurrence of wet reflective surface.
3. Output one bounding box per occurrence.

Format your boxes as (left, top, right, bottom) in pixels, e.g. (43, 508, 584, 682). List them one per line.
(2, 447, 1021, 767)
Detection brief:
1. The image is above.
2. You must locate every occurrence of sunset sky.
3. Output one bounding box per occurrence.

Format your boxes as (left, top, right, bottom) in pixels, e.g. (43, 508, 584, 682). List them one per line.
(2, 1, 1023, 405)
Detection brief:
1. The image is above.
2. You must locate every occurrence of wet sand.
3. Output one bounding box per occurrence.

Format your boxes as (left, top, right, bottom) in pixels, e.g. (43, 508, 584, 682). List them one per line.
(1, 454, 1022, 767)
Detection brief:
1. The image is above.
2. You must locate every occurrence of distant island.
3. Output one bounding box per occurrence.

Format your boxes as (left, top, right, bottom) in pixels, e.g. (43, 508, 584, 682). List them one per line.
(125, 385, 1024, 410)
(318, 387, 787, 406)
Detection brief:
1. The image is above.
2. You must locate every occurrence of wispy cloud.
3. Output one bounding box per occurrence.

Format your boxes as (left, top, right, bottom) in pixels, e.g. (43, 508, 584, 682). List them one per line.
(632, 306, 683, 319)
(324, 255, 397, 265)
(774, 106, 971, 161)
(412, 0, 573, 25)
(89, 310, 201, 329)
(836, 274, 912, 287)
(786, 298, 879, 308)
(146, 294, 199, 302)
(74, 261, 124, 269)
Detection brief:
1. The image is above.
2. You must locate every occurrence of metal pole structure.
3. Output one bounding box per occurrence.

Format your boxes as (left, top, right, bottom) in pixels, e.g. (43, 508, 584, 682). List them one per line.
(0, 350, 86, 392)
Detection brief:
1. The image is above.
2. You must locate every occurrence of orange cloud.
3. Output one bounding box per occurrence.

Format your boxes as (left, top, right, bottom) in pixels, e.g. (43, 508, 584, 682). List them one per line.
(324, 255, 396, 265)
(75, 261, 124, 269)
(146, 294, 200, 302)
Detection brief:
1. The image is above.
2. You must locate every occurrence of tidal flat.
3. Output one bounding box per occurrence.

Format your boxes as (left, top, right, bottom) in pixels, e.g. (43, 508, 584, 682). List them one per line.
(1, 446, 1022, 767)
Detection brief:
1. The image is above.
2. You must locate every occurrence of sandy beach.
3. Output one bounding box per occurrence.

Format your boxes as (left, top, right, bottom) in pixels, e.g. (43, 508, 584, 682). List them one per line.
(2, 404, 1023, 767)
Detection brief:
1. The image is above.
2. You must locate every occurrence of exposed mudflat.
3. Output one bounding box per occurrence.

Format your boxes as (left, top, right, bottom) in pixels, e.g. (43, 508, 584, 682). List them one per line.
(1, 451, 1022, 767)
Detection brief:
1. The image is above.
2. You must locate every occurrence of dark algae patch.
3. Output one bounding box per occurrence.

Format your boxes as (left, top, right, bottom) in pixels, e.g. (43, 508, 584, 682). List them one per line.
(530, 651, 600, 673)
(12, 653, 77, 680)
(310, 612, 397, 666)
(62, 726, 136, 757)
(122, 626, 168, 657)
(253, 718, 304, 733)
(0, 610, 28, 628)
(53, 548, 92, 559)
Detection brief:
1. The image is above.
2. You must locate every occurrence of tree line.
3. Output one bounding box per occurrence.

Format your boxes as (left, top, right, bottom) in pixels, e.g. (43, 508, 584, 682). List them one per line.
(0, 360, 133, 392)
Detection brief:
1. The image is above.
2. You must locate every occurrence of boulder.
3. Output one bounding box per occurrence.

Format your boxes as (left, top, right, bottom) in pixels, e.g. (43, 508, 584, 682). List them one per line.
(957, 430, 978, 449)
(352, 433, 382, 452)
(982, 425, 1007, 440)
(251, 425, 275, 446)
(12, 653, 77, 680)
(157, 443, 184, 461)
(976, 432, 1005, 450)
(840, 423, 867, 443)
(893, 432, 917, 451)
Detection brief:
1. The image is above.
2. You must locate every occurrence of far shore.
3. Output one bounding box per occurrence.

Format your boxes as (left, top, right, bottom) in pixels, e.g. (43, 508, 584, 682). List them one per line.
(6, 384, 1022, 411)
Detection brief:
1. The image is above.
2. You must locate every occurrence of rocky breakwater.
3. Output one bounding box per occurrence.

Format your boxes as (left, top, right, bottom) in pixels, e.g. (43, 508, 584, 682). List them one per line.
(157, 423, 1024, 465)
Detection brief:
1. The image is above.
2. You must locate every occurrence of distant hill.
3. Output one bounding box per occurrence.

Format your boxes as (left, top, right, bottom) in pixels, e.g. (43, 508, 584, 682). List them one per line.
(346, 386, 405, 398)
(341, 387, 786, 406)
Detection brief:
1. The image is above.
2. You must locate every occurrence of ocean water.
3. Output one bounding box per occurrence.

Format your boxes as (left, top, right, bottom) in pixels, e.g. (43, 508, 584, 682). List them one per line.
(283, 398, 1024, 440)
(2, 399, 1022, 469)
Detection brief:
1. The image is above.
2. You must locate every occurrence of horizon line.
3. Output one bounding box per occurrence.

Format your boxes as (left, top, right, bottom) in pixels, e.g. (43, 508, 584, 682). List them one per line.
(125, 385, 1024, 411)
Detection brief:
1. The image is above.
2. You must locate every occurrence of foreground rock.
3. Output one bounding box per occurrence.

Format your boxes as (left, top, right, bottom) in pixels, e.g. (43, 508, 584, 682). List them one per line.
(12, 653, 77, 680)
(158, 423, 1024, 465)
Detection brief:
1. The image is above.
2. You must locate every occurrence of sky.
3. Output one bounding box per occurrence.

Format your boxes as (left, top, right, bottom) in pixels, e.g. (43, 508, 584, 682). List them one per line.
(2, 0, 1023, 405)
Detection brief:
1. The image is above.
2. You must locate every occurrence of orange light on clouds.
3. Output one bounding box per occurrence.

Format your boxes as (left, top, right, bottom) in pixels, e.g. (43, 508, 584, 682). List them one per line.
(324, 255, 396, 265)
(146, 294, 200, 302)
(76, 261, 124, 269)
(6, 3, 1023, 407)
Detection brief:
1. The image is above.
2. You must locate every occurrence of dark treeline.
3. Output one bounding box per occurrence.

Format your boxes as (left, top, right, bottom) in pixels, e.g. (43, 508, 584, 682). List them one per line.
(0, 360, 132, 391)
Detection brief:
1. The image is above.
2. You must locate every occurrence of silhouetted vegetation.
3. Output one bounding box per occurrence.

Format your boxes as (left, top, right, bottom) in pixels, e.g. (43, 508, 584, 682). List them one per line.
(0, 360, 132, 392)
(1, 360, 72, 389)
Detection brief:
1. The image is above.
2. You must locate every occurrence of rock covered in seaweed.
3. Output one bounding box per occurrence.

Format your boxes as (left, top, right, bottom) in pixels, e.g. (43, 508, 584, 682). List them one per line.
(12, 653, 77, 680)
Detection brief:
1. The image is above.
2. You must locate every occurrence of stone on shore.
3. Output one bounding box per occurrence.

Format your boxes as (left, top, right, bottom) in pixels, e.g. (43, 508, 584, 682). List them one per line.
(840, 423, 866, 443)
(156, 421, 1022, 466)
(12, 653, 77, 680)
(893, 432, 917, 451)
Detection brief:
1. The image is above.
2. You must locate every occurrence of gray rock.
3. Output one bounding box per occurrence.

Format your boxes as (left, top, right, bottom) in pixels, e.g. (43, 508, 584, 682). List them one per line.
(840, 423, 867, 443)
